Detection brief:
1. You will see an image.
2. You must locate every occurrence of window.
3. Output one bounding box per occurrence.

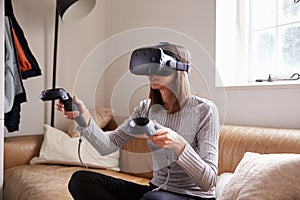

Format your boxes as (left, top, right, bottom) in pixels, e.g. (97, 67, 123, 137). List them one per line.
(216, 0, 300, 87)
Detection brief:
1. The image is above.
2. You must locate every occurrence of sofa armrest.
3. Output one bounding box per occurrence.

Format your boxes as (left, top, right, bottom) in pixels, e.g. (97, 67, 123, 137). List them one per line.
(4, 135, 43, 170)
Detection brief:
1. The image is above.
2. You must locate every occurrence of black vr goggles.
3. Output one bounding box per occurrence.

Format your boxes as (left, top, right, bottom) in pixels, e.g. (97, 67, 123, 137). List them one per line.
(129, 47, 191, 76)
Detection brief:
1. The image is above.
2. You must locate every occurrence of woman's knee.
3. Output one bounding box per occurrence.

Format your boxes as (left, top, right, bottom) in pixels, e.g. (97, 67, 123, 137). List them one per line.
(141, 191, 158, 200)
(141, 191, 187, 200)
(68, 170, 91, 193)
(141, 191, 169, 200)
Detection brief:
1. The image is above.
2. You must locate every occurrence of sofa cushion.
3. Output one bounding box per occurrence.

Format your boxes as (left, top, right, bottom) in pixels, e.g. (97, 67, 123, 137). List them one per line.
(4, 165, 150, 200)
(120, 138, 153, 179)
(104, 115, 154, 179)
(218, 152, 300, 200)
(30, 124, 120, 171)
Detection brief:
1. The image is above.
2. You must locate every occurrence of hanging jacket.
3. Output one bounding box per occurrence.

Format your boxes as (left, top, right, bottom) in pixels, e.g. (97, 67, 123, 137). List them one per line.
(4, 17, 27, 132)
(4, 0, 41, 132)
(5, 0, 42, 79)
(12, 28, 33, 74)
(4, 17, 26, 113)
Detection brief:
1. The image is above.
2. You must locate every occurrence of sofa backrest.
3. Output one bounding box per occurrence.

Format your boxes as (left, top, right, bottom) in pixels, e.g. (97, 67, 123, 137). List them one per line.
(4, 124, 300, 179)
(218, 125, 300, 174)
(119, 124, 300, 178)
(4, 135, 43, 170)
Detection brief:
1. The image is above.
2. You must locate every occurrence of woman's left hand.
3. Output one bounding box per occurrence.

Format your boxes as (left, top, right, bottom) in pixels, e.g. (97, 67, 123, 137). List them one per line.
(148, 126, 186, 155)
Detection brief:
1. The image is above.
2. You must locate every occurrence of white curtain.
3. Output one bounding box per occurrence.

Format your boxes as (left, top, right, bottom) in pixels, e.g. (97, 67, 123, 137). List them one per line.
(215, 0, 250, 86)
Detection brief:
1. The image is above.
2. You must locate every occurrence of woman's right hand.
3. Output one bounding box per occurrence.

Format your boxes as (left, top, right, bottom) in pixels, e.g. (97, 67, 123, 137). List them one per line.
(55, 96, 91, 126)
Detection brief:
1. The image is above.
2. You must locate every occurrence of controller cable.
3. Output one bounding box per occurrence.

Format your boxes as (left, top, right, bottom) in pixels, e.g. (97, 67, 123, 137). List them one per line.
(152, 151, 171, 192)
(78, 132, 88, 168)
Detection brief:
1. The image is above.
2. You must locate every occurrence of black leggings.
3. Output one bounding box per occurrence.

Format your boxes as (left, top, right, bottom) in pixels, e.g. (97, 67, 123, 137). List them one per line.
(68, 170, 216, 200)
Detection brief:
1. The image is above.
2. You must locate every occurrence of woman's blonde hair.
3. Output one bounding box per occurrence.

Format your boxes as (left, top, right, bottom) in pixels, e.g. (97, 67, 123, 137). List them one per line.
(149, 42, 191, 113)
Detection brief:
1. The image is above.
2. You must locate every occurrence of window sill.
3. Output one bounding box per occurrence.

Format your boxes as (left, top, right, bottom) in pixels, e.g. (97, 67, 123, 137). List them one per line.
(216, 80, 300, 89)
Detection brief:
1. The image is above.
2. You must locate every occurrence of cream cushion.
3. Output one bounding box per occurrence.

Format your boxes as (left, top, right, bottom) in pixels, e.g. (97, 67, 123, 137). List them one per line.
(218, 152, 300, 200)
(216, 173, 233, 198)
(30, 124, 119, 171)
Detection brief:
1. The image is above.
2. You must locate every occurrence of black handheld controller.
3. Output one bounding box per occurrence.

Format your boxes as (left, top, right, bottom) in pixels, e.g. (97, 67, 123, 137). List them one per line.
(127, 117, 158, 137)
(39, 88, 87, 127)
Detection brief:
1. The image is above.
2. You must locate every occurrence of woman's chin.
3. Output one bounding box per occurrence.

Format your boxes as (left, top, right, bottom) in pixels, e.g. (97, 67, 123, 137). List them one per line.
(150, 83, 161, 89)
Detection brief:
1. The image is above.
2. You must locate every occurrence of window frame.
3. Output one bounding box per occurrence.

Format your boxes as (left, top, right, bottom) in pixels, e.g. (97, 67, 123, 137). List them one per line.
(215, 0, 300, 88)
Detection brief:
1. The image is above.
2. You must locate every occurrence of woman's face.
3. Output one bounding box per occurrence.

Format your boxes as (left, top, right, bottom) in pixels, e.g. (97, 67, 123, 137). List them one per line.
(148, 72, 177, 90)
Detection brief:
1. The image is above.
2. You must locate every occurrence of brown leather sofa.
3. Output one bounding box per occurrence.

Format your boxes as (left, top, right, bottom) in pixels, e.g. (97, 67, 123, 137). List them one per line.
(4, 125, 300, 200)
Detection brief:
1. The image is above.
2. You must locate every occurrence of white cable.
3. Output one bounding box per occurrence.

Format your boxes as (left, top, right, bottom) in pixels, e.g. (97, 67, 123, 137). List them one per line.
(152, 166, 170, 192)
(152, 151, 171, 192)
(78, 132, 88, 168)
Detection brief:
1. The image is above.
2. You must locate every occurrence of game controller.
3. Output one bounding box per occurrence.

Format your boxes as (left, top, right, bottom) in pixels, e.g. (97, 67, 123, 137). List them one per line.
(127, 117, 158, 137)
(40, 88, 87, 127)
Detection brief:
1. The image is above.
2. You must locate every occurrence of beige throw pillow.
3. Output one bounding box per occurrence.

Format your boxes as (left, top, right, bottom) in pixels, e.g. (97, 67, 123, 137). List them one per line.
(216, 173, 233, 198)
(67, 105, 113, 137)
(218, 152, 300, 200)
(30, 124, 120, 171)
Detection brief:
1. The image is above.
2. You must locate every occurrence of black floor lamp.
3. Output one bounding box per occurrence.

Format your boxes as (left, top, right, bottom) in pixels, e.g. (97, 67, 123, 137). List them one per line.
(51, 0, 96, 127)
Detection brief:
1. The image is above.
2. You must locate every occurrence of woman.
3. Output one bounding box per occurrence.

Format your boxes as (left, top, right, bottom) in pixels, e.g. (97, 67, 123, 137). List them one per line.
(56, 42, 220, 200)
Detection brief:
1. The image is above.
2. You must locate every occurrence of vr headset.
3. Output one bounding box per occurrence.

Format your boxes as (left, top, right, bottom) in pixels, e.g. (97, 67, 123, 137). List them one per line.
(129, 46, 191, 76)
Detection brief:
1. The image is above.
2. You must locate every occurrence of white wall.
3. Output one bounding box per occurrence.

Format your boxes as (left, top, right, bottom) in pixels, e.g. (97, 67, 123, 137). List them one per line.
(102, 0, 220, 118)
(54, 0, 106, 130)
(101, 0, 300, 129)
(224, 85, 300, 128)
(5, 0, 300, 137)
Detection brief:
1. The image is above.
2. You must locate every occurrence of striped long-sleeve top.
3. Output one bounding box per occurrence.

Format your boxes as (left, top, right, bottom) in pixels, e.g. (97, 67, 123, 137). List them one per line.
(78, 95, 220, 198)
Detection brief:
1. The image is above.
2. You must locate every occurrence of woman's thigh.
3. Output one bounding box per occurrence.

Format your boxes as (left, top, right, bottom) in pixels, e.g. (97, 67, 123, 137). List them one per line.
(69, 170, 153, 200)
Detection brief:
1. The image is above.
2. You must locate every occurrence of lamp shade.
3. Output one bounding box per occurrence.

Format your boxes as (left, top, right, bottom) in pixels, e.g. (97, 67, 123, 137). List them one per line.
(56, 0, 96, 23)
